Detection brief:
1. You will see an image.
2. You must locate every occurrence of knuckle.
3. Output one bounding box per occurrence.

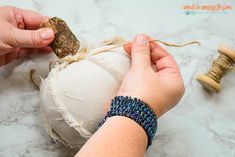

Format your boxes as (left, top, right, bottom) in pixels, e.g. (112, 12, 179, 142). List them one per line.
(12, 6, 20, 19)
(12, 6, 25, 29)
(2, 6, 15, 10)
(0, 42, 12, 53)
(133, 45, 150, 53)
(31, 31, 40, 47)
(134, 49, 150, 56)
(12, 6, 19, 13)
(8, 27, 19, 47)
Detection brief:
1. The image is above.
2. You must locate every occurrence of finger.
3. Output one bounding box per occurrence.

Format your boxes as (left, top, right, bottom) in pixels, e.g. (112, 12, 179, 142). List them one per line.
(37, 46, 53, 53)
(0, 55, 6, 67)
(151, 62, 157, 72)
(124, 37, 166, 58)
(0, 51, 19, 66)
(0, 46, 53, 66)
(11, 27, 54, 48)
(5, 51, 18, 64)
(18, 49, 28, 57)
(21, 47, 53, 56)
(17, 48, 51, 58)
(150, 40, 180, 73)
(123, 43, 131, 56)
(124, 35, 180, 73)
(123, 36, 154, 55)
(131, 34, 151, 70)
(14, 7, 49, 29)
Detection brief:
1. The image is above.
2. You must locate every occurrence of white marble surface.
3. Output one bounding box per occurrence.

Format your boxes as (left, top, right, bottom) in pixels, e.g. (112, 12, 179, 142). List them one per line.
(0, 0, 235, 156)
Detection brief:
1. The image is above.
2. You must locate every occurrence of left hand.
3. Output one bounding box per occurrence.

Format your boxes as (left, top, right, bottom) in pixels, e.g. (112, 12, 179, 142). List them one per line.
(0, 6, 55, 67)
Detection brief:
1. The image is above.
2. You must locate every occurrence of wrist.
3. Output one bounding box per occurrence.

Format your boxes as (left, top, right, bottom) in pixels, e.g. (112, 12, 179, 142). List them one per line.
(102, 116, 148, 147)
(99, 96, 158, 148)
(78, 116, 147, 157)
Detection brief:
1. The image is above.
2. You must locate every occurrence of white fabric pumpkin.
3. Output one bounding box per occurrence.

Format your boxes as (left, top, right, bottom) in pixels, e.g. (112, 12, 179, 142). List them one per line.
(40, 45, 131, 148)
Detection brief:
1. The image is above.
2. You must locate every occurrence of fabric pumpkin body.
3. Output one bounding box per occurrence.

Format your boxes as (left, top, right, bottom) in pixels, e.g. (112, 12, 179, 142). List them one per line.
(40, 47, 131, 148)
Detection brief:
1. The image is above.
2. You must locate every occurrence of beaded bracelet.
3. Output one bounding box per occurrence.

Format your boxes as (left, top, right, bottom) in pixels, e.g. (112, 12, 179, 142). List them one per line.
(99, 96, 158, 147)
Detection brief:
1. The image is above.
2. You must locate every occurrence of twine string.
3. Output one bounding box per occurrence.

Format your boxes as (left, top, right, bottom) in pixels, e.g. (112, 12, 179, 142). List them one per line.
(48, 39, 201, 70)
(91, 39, 201, 56)
(31, 38, 201, 89)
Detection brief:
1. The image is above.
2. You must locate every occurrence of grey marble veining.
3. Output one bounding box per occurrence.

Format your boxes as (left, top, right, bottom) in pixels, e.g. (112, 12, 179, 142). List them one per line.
(0, 0, 235, 156)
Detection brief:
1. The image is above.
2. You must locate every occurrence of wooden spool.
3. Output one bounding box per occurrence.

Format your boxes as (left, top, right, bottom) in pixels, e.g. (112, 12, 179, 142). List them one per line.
(197, 45, 235, 93)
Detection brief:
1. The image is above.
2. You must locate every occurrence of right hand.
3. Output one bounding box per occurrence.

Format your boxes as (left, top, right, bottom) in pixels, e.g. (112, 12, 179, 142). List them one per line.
(118, 34, 185, 117)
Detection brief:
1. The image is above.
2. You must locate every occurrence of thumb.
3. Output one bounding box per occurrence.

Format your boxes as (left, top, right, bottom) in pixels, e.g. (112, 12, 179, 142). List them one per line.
(11, 28, 54, 48)
(131, 34, 151, 70)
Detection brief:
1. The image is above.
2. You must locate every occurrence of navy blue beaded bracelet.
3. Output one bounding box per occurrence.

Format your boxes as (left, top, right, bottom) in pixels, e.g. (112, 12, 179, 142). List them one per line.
(99, 96, 158, 147)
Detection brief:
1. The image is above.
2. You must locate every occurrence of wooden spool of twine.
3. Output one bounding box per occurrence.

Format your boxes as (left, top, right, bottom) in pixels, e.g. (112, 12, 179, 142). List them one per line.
(197, 45, 235, 93)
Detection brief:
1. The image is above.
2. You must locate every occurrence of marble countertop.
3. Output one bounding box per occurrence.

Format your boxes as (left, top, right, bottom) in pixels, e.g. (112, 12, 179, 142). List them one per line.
(1, 0, 235, 156)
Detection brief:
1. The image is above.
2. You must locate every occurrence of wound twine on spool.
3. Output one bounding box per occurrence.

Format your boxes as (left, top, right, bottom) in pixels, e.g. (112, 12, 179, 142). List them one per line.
(197, 45, 235, 93)
(207, 54, 233, 83)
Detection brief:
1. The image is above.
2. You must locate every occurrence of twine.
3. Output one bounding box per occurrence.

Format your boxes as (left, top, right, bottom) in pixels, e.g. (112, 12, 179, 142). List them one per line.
(91, 39, 201, 56)
(50, 39, 201, 69)
(207, 54, 234, 83)
(30, 38, 201, 89)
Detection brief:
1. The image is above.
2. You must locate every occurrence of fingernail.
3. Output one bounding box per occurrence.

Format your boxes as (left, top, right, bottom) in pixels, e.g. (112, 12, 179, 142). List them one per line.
(41, 29, 54, 40)
(135, 35, 148, 45)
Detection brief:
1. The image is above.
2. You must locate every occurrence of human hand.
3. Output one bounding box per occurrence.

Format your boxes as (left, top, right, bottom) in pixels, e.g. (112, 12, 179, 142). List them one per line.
(0, 6, 54, 66)
(119, 34, 185, 117)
